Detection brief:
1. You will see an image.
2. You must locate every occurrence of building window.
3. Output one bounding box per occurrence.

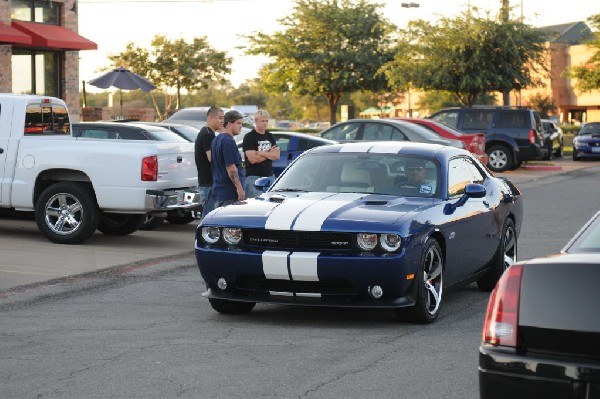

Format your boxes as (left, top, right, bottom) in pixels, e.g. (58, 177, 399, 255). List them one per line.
(12, 50, 60, 97)
(11, 0, 61, 25)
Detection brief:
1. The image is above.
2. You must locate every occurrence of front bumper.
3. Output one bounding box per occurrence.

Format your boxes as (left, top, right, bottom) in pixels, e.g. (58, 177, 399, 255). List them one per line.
(144, 189, 201, 212)
(479, 345, 600, 399)
(195, 245, 419, 308)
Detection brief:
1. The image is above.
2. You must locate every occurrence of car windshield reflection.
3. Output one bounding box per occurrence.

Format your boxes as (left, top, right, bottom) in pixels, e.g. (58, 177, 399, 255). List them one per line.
(271, 152, 440, 198)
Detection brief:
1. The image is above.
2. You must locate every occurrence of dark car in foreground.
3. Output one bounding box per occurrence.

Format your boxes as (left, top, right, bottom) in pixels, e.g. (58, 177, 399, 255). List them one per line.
(479, 210, 600, 399)
(195, 142, 522, 323)
(319, 119, 466, 149)
(238, 131, 337, 177)
(573, 122, 600, 161)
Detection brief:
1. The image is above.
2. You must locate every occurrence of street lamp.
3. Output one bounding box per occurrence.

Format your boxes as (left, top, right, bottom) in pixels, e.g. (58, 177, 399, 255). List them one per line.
(401, 2, 419, 117)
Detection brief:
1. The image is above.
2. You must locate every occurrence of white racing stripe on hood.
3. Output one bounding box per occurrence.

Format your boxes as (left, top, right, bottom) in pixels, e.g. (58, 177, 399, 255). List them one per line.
(290, 252, 319, 281)
(262, 251, 290, 280)
(339, 142, 373, 152)
(368, 143, 402, 153)
(292, 193, 365, 231)
(265, 192, 335, 230)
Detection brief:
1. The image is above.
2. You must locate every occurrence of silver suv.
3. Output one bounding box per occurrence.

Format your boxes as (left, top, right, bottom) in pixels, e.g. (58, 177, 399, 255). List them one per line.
(428, 106, 545, 172)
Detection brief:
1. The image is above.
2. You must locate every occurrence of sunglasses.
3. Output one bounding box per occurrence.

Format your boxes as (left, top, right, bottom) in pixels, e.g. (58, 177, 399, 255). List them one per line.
(407, 166, 425, 171)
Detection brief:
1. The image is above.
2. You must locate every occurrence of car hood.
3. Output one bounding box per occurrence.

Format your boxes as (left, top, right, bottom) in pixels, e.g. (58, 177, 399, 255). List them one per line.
(202, 191, 435, 232)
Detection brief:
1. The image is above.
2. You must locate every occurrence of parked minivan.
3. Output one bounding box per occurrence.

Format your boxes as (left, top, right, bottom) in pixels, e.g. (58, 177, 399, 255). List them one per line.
(428, 106, 546, 172)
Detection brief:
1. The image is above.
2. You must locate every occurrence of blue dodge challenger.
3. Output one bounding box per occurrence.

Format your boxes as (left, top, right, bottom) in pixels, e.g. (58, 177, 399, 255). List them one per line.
(195, 142, 523, 323)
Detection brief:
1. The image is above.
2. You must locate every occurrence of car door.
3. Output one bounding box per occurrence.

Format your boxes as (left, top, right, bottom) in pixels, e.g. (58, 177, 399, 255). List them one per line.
(443, 157, 495, 282)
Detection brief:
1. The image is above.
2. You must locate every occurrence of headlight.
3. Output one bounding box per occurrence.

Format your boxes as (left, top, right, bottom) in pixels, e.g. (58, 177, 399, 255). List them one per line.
(201, 226, 220, 244)
(357, 233, 378, 251)
(380, 234, 402, 252)
(222, 227, 242, 245)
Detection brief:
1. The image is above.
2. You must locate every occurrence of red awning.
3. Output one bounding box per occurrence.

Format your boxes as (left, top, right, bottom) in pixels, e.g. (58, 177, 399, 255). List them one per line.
(0, 22, 32, 45)
(11, 21, 97, 50)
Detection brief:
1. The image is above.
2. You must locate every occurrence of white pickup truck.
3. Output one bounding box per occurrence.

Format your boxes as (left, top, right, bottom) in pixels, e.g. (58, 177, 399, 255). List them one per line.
(0, 94, 199, 244)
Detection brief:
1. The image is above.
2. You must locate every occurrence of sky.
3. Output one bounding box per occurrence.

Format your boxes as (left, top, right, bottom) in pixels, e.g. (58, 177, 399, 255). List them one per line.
(77, 0, 600, 93)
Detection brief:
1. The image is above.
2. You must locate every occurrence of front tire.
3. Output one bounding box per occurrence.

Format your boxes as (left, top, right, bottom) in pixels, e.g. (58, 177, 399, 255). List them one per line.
(486, 145, 513, 172)
(477, 218, 517, 292)
(35, 182, 100, 244)
(97, 213, 145, 236)
(573, 148, 580, 161)
(208, 298, 256, 315)
(396, 239, 444, 324)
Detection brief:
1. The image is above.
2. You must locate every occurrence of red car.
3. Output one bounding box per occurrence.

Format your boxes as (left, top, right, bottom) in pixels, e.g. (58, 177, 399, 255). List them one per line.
(392, 118, 488, 165)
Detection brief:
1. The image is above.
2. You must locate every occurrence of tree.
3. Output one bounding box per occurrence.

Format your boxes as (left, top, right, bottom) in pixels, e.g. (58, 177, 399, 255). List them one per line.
(383, 9, 549, 107)
(108, 35, 231, 118)
(527, 92, 556, 118)
(567, 14, 600, 92)
(245, 0, 394, 124)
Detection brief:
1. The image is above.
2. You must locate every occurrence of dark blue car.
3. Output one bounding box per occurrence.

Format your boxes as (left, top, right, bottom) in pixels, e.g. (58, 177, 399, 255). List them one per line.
(573, 122, 600, 160)
(195, 142, 523, 323)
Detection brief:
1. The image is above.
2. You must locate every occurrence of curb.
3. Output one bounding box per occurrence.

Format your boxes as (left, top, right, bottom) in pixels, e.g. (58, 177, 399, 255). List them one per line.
(521, 164, 563, 171)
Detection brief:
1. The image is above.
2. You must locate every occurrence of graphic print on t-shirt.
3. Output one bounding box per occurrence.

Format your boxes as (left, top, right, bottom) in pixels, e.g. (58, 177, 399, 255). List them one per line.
(257, 140, 272, 152)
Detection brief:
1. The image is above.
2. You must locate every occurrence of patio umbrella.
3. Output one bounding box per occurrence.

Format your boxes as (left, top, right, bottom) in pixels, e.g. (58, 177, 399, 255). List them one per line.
(87, 67, 156, 115)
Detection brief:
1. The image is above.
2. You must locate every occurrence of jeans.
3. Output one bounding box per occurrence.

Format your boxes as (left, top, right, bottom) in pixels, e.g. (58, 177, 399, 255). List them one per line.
(244, 174, 275, 199)
(198, 185, 215, 218)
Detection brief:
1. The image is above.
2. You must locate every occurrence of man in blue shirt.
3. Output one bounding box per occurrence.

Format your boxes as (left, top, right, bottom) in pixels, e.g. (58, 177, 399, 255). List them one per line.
(211, 110, 246, 209)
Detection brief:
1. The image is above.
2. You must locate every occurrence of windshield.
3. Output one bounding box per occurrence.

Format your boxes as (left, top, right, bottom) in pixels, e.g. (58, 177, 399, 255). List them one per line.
(579, 123, 600, 135)
(272, 152, 439, 198)
(565, 212, 600, 254)
(144, 126, 189, 142)
(168, 109, 208, 121)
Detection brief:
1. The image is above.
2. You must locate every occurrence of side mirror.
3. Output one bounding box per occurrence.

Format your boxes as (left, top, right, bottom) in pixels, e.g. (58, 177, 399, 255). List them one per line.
(254, 176, 271, 192)
(444, 183, 486, 214)
(464, 183, 486, 198)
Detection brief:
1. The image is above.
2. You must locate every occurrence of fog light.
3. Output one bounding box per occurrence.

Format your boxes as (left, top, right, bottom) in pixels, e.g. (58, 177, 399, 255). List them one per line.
(369, 285, 383, 299)
(217, 278, 227, 290)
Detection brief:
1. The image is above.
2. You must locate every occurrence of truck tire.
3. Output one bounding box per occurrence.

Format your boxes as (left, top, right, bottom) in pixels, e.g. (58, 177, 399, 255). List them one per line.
(486, 145, 513, 172)
(35, 182, 100, 244)
(97, 213, 145, 236)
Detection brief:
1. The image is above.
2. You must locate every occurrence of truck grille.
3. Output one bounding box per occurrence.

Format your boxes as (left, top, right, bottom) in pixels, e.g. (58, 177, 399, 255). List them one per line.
(243, 229, 354, 251)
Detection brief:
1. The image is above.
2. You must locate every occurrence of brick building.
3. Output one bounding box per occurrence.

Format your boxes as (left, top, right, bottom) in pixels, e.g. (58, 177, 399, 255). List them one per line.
(0, 0, 96, 121)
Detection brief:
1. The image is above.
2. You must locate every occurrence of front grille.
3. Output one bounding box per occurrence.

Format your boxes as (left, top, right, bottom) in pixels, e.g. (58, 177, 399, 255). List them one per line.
(238, 277, 357, 296)
(243, 229, 353, 251)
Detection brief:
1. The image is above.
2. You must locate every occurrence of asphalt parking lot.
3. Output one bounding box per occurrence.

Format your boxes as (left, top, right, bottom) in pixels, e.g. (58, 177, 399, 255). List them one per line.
(0, 157, 598, 295)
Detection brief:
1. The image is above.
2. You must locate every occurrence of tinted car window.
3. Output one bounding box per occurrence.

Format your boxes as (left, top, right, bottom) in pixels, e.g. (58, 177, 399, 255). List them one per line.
(321, 122, 360, 141)
(462, 110, 494, 130)
(363, 123, 397, 141)
(24, 103, 70, 135)
(430, 110, 459, 129)
(496, 111, 529, 129)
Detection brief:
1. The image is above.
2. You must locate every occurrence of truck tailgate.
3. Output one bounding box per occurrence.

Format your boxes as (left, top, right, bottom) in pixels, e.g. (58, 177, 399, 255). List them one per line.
(154, 142, 197, 188)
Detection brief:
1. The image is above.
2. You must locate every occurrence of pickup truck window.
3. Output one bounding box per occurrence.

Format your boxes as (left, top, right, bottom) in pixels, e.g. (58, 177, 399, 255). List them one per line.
(25, 103, 70, 135)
